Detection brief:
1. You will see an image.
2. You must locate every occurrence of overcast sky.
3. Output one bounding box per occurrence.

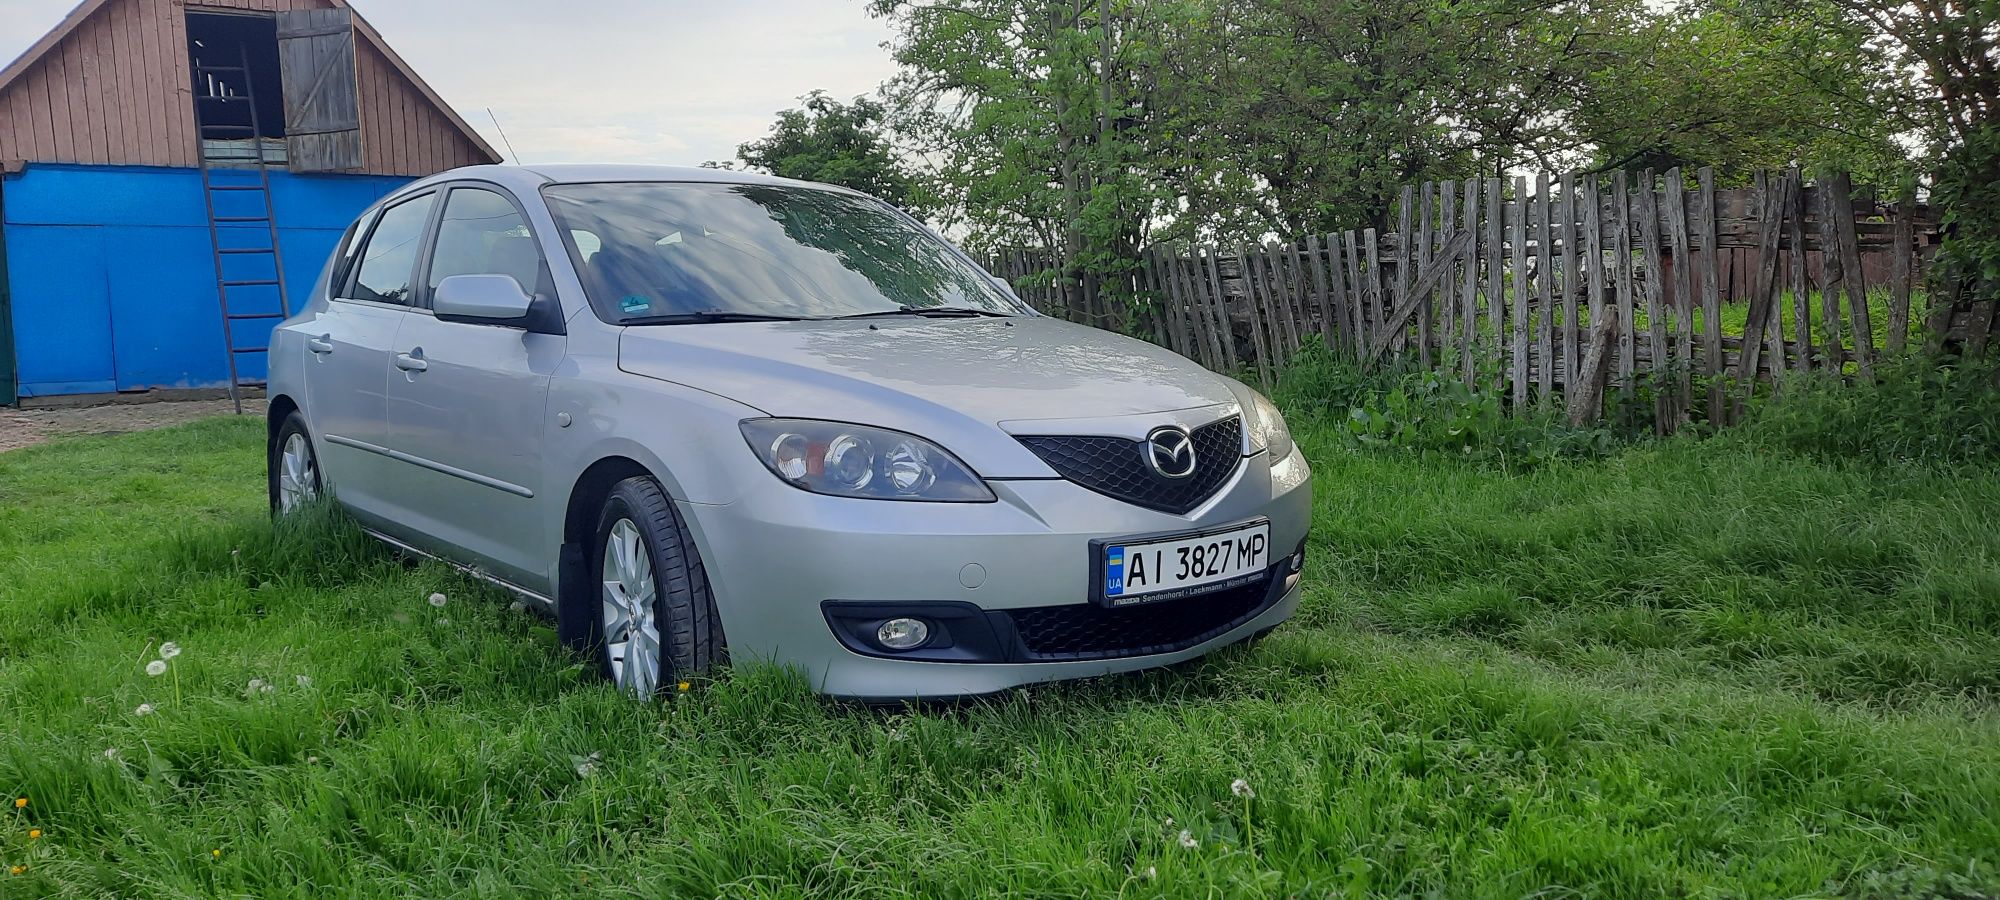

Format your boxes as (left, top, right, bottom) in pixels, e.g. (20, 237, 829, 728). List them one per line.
(0, 0, 901, 167)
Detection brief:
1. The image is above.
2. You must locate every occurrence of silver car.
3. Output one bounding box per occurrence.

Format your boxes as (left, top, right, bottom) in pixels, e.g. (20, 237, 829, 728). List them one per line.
(266, 165, 1310, 700)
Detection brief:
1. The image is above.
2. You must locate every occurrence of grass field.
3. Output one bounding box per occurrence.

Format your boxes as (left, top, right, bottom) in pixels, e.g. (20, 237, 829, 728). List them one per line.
(2, 411, 1998, 897)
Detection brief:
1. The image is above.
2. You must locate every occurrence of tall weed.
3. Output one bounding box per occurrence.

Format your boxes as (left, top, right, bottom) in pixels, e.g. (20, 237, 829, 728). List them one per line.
(1734, 355, 2000, 465)
(1274, 347, 1621, 469)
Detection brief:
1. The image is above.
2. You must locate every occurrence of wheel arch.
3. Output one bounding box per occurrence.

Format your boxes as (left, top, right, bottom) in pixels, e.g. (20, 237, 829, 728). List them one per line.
(266, 393, 301, 442)
(555, 455, 661, 650)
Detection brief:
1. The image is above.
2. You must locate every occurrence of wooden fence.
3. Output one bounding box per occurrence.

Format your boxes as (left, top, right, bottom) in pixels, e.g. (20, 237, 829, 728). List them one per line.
(991, 167, 1959, 429)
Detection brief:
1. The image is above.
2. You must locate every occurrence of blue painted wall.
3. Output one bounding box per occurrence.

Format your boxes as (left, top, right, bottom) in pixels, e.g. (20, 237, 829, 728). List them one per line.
(2, 163, 412, 397)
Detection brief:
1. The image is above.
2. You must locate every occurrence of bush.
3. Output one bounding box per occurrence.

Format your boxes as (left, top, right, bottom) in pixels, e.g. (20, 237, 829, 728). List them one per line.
(1272, 347, 1621, 469)
(1732, 355, 2000, 465)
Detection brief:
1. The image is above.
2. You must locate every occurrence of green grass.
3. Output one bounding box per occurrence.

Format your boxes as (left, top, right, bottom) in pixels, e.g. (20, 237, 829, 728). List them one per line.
(2, 415, 1997, 897)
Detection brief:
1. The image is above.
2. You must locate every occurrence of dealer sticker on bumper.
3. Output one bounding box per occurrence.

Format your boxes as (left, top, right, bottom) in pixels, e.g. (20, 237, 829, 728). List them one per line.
(1102, 519, 1269, 606)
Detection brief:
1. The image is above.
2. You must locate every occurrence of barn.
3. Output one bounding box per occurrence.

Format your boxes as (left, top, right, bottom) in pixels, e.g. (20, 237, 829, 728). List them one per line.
(0, 0, 503, 406)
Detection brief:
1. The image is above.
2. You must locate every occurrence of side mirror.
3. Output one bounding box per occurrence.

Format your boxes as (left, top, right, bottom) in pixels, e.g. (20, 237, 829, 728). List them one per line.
(433, 274, 564, 334)
(434, 274, 533, 322)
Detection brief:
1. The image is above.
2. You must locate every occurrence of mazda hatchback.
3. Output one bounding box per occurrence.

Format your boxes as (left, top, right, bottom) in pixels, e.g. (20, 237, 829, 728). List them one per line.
(266, 165, 1310, 700)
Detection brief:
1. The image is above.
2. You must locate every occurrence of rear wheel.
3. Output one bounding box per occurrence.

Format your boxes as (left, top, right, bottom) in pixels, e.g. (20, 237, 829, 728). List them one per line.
(590, 476, 724, 696)
(268, 412, 320, 516)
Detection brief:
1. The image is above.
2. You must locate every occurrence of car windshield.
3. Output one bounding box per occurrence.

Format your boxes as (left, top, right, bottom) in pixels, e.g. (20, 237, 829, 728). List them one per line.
(542, 182, 1026, 323)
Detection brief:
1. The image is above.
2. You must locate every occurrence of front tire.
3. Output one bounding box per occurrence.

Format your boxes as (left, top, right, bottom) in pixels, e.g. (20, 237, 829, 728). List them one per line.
(590, 476, 725, 696)
(268, 411, 321, 516)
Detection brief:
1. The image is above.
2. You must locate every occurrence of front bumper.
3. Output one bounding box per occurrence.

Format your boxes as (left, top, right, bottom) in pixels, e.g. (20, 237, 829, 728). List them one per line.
(676, 442, 1312, 698)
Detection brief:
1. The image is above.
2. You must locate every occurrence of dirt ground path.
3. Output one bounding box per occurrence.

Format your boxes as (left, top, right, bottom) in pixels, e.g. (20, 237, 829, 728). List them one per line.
(0, 399, 264, 453)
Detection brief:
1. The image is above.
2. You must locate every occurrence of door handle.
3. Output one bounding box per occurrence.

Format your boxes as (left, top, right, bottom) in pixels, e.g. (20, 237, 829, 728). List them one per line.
(308, 336, 333, 354)
(393, 351, 428, 373)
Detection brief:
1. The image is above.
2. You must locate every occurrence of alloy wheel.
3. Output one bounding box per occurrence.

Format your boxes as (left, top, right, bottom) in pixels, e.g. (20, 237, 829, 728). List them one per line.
(277, 433, 318, 514)
(601, 518, 662, 695)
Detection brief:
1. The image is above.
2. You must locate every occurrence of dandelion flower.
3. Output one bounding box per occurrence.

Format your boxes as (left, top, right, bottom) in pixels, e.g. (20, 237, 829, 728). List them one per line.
(145, 660, 168, 677)
(28, 829, 40, 840)
(295, 675, 312, 688)
(1177, 829, 1199, 850)
(13, 798, 25, 809)
(677, 681, 690, 692)
(134, 703, 155, 716)
(158, 642, 181, 660)
(428, 592, 448, 608)
(9, 865, 22, 875)
(1231, 778, 1254, 799)
(211, 849, 222, 859)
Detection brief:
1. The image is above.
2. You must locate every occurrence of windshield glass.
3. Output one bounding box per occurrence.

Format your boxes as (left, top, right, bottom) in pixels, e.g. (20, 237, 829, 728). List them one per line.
(542, 182, 1025, 323)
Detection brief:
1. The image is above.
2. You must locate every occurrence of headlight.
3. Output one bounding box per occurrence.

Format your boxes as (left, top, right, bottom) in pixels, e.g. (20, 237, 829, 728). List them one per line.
(1245, 391, 1294, 460)
(740, 419, 994, 502)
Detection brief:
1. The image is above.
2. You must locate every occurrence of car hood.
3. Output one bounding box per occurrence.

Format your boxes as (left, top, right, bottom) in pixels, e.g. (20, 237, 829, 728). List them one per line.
(617, 316, 1240, 478)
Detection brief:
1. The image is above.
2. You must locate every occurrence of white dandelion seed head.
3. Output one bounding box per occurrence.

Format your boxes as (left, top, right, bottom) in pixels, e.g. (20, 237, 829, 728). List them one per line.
(246, 678, 270, 697)
(1177, 829, 1199, 850)
(428, 592, 448, 608)
(1163, 816, 1174, 827)
(145, 660, 168, 677)
(295, 674, 312, 688)
(158, 642, 181, 660)
(306, 756, 319, 764)
(1143, 866, 1157, 880)
(134, 703, 155, 716)
(435, 617, 451, 626)
(104, 747, 120, 759)
(1231, 778, 1254, 799)
(507, 600, 527, 614)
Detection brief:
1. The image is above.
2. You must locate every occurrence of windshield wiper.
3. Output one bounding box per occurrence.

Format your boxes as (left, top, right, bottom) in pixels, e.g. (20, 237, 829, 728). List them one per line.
(620, 310, 809, 325)
(831, 305, 1011, 320)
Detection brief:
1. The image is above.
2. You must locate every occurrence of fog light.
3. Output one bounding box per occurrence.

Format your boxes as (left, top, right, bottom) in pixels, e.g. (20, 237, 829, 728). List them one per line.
(876, 617, 930, 650)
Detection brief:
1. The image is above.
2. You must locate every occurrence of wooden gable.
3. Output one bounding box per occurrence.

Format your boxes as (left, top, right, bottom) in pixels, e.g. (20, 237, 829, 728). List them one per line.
(0, 0, 501, 174)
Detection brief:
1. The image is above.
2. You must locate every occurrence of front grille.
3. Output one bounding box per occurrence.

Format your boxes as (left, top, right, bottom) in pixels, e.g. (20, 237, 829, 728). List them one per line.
(1006, 574, 1273, 661)
(1017, 416, 1242, 514)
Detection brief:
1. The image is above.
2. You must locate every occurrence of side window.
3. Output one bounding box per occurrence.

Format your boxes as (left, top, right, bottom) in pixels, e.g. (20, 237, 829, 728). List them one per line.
(330, 207, 376, 296)
(427, 187, 548, 301)
(346, 193, 436, 306)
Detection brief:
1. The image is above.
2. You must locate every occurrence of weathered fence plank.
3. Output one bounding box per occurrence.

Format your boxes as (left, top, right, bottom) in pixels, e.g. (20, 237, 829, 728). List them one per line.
(1665, 168, 1696, 424)
(1889, 196, 1913, 356)
(1787, 168, 1813, 373)
(1535, 172, 1555, 405)
(1613, 170, 1636, 403)
(1636, 170, 1669, 430)
(1832, 173, 1875, 379)
(1560, 172, 1579, 401)
(1511, 178, 1530, 408)
(1460, 179, 1480, 384)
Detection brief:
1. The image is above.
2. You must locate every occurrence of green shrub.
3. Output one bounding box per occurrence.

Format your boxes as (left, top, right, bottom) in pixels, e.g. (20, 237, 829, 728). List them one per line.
(1733, 355, 2000, 465)
(1273, 347, 1621, 469)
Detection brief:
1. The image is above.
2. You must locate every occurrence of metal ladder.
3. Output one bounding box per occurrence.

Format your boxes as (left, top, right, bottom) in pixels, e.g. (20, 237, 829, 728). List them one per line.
(193, 42, 292, 415)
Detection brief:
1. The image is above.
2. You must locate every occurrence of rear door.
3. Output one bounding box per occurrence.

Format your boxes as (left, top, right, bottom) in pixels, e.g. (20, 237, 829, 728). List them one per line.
(304, 190, 435, 525)
(379, 185, 565, 590)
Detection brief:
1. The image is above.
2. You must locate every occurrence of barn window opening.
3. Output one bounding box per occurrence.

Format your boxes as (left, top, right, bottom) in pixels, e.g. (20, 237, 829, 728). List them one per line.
(186, 11, 288, 166)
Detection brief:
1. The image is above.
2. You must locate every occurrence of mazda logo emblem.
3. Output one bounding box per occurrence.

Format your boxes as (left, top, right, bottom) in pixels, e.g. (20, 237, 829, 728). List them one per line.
(1145, 426, 1197, 479)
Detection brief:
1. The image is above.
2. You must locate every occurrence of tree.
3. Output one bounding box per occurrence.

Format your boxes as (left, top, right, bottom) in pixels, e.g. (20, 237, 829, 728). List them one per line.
(726, 91, 933, 214)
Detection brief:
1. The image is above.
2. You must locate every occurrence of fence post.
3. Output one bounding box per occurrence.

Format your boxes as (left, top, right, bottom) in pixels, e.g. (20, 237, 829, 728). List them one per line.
(1787, 168, 1813, 372)
(1637, 169, 1669, 430)
(1535, 172, 1555, 407)
(1511, 176, 1530, 411)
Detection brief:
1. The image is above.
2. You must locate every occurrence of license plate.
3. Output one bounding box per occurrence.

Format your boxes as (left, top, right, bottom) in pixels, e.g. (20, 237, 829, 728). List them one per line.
(1098, 519, 1270, 606)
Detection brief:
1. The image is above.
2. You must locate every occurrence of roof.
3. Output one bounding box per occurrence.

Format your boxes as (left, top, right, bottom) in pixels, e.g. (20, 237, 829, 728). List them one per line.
(0, 0, 501, 166)
(396, 164, 860, 196)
